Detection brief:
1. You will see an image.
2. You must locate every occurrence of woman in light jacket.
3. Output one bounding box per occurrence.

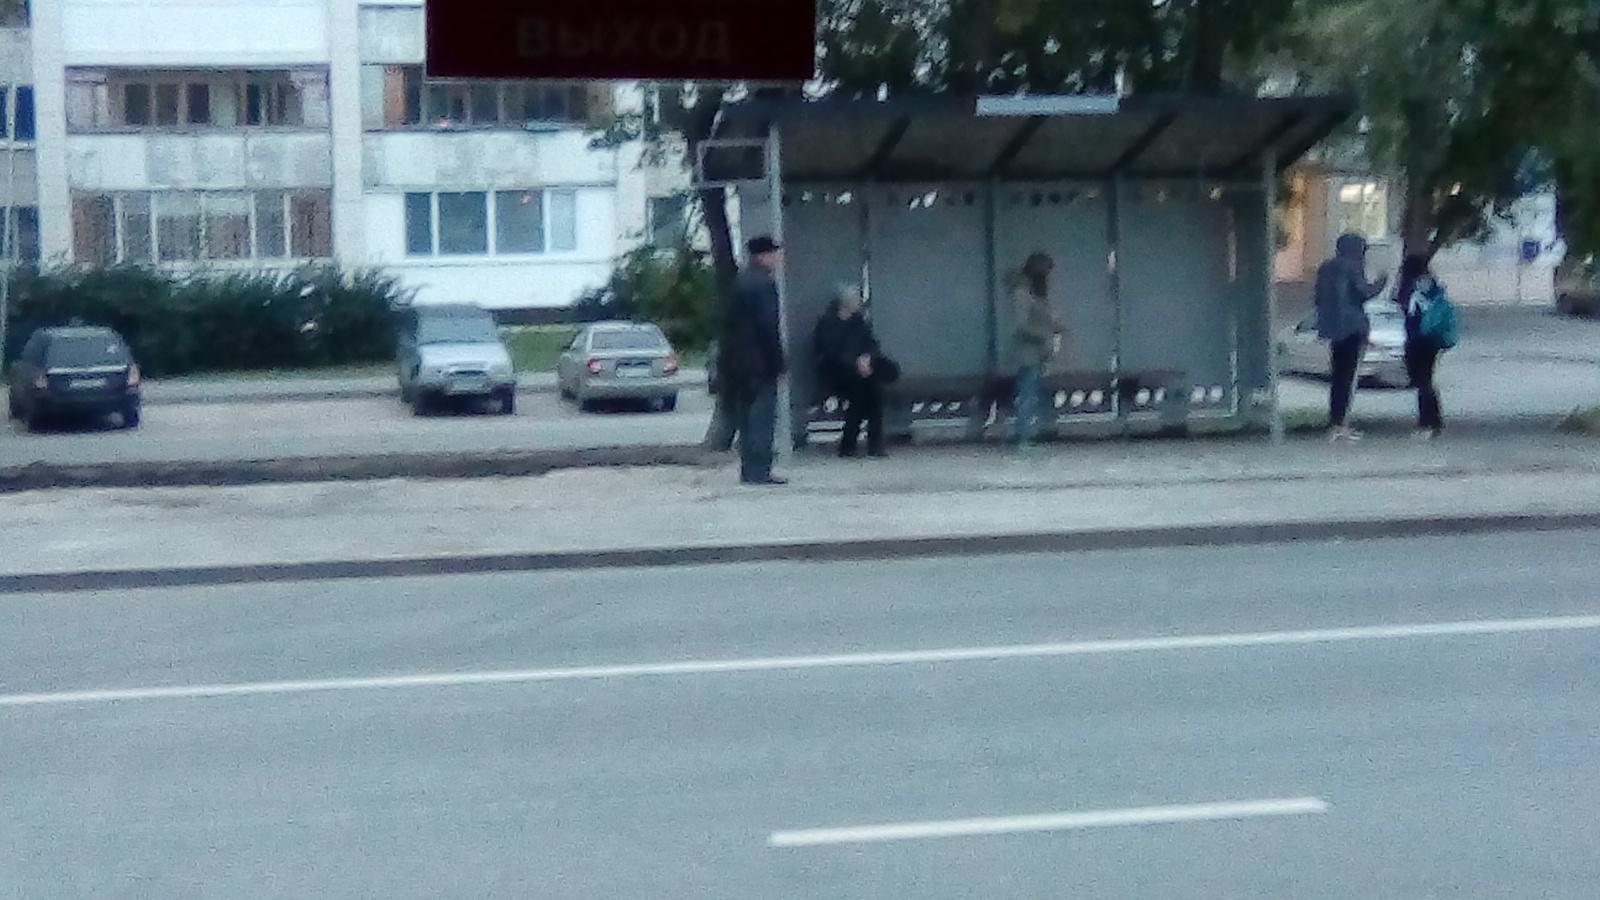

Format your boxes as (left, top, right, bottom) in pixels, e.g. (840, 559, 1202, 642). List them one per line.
(1009, 252, 1064, 449)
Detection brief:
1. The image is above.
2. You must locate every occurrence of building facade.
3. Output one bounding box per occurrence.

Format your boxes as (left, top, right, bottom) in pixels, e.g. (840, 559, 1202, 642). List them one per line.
(1275, 164, 1559, 314)
(2, 0, 672, 310)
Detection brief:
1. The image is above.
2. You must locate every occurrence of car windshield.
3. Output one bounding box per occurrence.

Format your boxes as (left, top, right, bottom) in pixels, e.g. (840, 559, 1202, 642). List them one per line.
(592, 329, 667, 351)
(47, 335, 128, 367)
(417, 317, 498, 345)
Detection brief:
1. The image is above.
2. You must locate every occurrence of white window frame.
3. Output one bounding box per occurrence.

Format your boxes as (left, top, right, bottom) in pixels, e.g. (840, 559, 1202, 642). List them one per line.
(404, 189, 580, 258)
(94, 191, 326, 265)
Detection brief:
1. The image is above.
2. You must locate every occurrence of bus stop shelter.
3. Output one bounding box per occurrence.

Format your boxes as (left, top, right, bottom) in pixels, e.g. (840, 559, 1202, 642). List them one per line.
(697, 93, 1353, 449)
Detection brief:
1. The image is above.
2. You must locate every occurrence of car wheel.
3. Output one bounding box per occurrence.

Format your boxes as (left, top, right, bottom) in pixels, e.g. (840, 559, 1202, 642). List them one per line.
(399, 382, 414, 404)
(410, 392, 431, 417)
(652, 393, 678, 413)
(24, 407, 45, 434)
(497, 389, 516, 416)
(578, 396, 600, 413)
(122, 400, 141, 429)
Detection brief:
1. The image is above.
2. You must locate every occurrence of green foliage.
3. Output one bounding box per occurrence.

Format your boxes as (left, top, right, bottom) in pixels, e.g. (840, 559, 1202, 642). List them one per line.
(4, 264, 406, 376)
(581, 247, 719, 352)
(1280, 0, 1600, 256)
(817, 0, 1297, 96)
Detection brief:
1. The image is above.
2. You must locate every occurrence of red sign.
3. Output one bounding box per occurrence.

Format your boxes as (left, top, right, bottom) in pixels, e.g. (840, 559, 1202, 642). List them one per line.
(426, 0, 817, 81)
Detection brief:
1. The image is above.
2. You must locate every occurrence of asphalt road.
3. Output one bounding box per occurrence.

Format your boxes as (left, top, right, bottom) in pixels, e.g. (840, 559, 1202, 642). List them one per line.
(4, 531, 1600, 899)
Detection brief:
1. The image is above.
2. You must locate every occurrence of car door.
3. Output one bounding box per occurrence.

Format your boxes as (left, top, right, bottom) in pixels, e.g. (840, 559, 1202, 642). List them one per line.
(395, 309, 419, 394)
(13, 334, 47, 410)
(558, 328, 588, 392)
(1283, 314, 1327, 377)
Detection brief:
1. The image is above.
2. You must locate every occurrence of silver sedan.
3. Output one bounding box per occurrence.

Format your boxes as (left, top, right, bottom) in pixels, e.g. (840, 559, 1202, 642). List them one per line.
(556, 322, 682, 412)
(1277, 302, 1410, 388)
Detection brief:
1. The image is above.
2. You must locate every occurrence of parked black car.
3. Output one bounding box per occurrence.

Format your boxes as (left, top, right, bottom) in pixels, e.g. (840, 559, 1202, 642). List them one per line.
(7, 326, 142, 432)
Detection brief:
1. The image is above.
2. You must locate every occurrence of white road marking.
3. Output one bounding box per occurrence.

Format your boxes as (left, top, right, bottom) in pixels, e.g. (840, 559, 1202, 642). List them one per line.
(768, 797, 1330, 847)
(5, 613, 1600, 708)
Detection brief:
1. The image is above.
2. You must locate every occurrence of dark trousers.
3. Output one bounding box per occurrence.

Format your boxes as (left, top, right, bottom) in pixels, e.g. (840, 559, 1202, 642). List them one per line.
(835, 375, 884, 456)
(1328, 334, 1365, 426)
(733, 378, 777, 482)
(1405, 340, 1443, 432)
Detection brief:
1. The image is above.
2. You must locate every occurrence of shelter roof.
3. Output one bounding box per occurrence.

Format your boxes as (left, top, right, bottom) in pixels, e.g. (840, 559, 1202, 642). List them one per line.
(703, 93, 1354, 183)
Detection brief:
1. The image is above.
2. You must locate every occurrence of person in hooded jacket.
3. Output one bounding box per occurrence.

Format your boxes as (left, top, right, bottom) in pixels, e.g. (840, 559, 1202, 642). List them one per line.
(813, 284, 896, 458)
(1314, 233, 1389, 442)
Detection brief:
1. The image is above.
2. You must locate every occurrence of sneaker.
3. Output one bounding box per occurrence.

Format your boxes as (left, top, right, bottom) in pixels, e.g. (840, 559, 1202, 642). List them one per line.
(1327, 426, 1364, 443)
(1412, 428, 1438, 441)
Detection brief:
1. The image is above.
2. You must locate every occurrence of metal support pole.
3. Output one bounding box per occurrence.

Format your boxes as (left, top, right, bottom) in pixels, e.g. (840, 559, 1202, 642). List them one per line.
(0, 85, 20, 370)
(766, 124, 793, 459)
(1107, 177, 1125, 434)
(983, 179, 999, 373)
(1264, 151, 1285, 444)
(1227, 204, 1241, 418)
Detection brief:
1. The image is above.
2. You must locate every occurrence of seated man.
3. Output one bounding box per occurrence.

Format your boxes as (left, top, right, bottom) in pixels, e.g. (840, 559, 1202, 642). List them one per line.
(812, 285, 897, 458)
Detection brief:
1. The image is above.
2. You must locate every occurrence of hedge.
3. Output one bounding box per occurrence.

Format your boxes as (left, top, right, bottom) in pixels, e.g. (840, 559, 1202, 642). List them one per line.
(2, 264, 409, 377)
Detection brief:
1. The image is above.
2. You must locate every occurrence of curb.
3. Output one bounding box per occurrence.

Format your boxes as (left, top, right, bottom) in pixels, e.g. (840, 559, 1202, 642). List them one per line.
(0, 444, 715, 493)
(4, 510, 1599, 594)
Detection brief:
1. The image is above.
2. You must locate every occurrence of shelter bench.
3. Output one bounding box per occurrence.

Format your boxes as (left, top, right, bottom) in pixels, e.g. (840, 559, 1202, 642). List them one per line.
(803, 368, 1192, 442)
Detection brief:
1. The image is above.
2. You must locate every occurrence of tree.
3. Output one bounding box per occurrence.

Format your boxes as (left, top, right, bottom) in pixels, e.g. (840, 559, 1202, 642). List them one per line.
(1282, 0, 1600, 260)
(817, 0, 1297, 97)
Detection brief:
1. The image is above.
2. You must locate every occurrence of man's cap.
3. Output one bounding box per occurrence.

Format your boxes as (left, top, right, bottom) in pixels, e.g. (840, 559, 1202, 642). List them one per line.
(747, 235, 781, 255)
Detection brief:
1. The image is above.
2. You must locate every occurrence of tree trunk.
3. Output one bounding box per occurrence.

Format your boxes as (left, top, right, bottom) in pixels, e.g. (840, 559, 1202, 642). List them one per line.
(1400, 179, 1435, 261)
(1184, 0, 1226, 94)
(682, 85, 737, 294)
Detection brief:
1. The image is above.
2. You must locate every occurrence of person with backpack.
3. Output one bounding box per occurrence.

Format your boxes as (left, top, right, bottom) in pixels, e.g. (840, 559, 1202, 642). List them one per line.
(1394, 254, 1458, 439)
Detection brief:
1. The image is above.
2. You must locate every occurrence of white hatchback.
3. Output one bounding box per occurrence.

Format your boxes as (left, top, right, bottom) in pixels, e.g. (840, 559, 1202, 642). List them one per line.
(1277, 301, 1409, 388)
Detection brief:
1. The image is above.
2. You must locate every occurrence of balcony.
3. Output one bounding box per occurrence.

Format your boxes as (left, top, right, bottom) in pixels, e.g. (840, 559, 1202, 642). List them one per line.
(66, 132, 332, 191)
(363, 129, 617, 190)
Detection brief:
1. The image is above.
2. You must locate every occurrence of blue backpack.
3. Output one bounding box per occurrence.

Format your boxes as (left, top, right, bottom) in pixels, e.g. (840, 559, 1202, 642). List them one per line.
(1416, 286, 1459, 350)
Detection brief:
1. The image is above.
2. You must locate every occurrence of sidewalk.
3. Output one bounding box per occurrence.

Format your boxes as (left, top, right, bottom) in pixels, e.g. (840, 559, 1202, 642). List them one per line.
(3, 428, 1599, 585)
(140, 369, 710, 405)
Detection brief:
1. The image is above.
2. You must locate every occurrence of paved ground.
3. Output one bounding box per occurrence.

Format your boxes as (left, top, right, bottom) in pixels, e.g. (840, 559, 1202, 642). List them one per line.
(2, 306, 1590, 474)
(4, 532, 1599, 899)
(0, 388, 712, 468)
(1279, 305, 1600, 426)
(2, 427, 1598, 579)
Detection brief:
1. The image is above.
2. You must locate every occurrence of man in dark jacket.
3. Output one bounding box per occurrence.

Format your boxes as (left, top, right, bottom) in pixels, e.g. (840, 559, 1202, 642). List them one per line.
(1314, 233, 1389, 442)
(813, 285, 892, 458)
(720, 235, 787, 485)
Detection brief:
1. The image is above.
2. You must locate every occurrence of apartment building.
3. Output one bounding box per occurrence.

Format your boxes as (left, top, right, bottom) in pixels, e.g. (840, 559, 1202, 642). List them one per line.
(3, 0, 669, 309)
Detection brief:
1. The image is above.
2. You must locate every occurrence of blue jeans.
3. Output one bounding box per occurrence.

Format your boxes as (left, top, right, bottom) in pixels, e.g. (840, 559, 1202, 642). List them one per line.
(1013, 365, 1044, 446)
(736, 378, 777, 482)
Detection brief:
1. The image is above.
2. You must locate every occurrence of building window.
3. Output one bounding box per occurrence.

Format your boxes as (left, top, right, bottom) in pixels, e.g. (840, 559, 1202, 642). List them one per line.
(646, 195, 689, 247)
(0, 0, 29, 26)
(403, 189, 580, 257)
(372, 66, 593, 129)
(0, 85, 36, 142)
(74, 71, 321, 131)
(71, 190, 334, 266)
(1334, 180, 1389, 243)
(0, 206, 39, 262)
